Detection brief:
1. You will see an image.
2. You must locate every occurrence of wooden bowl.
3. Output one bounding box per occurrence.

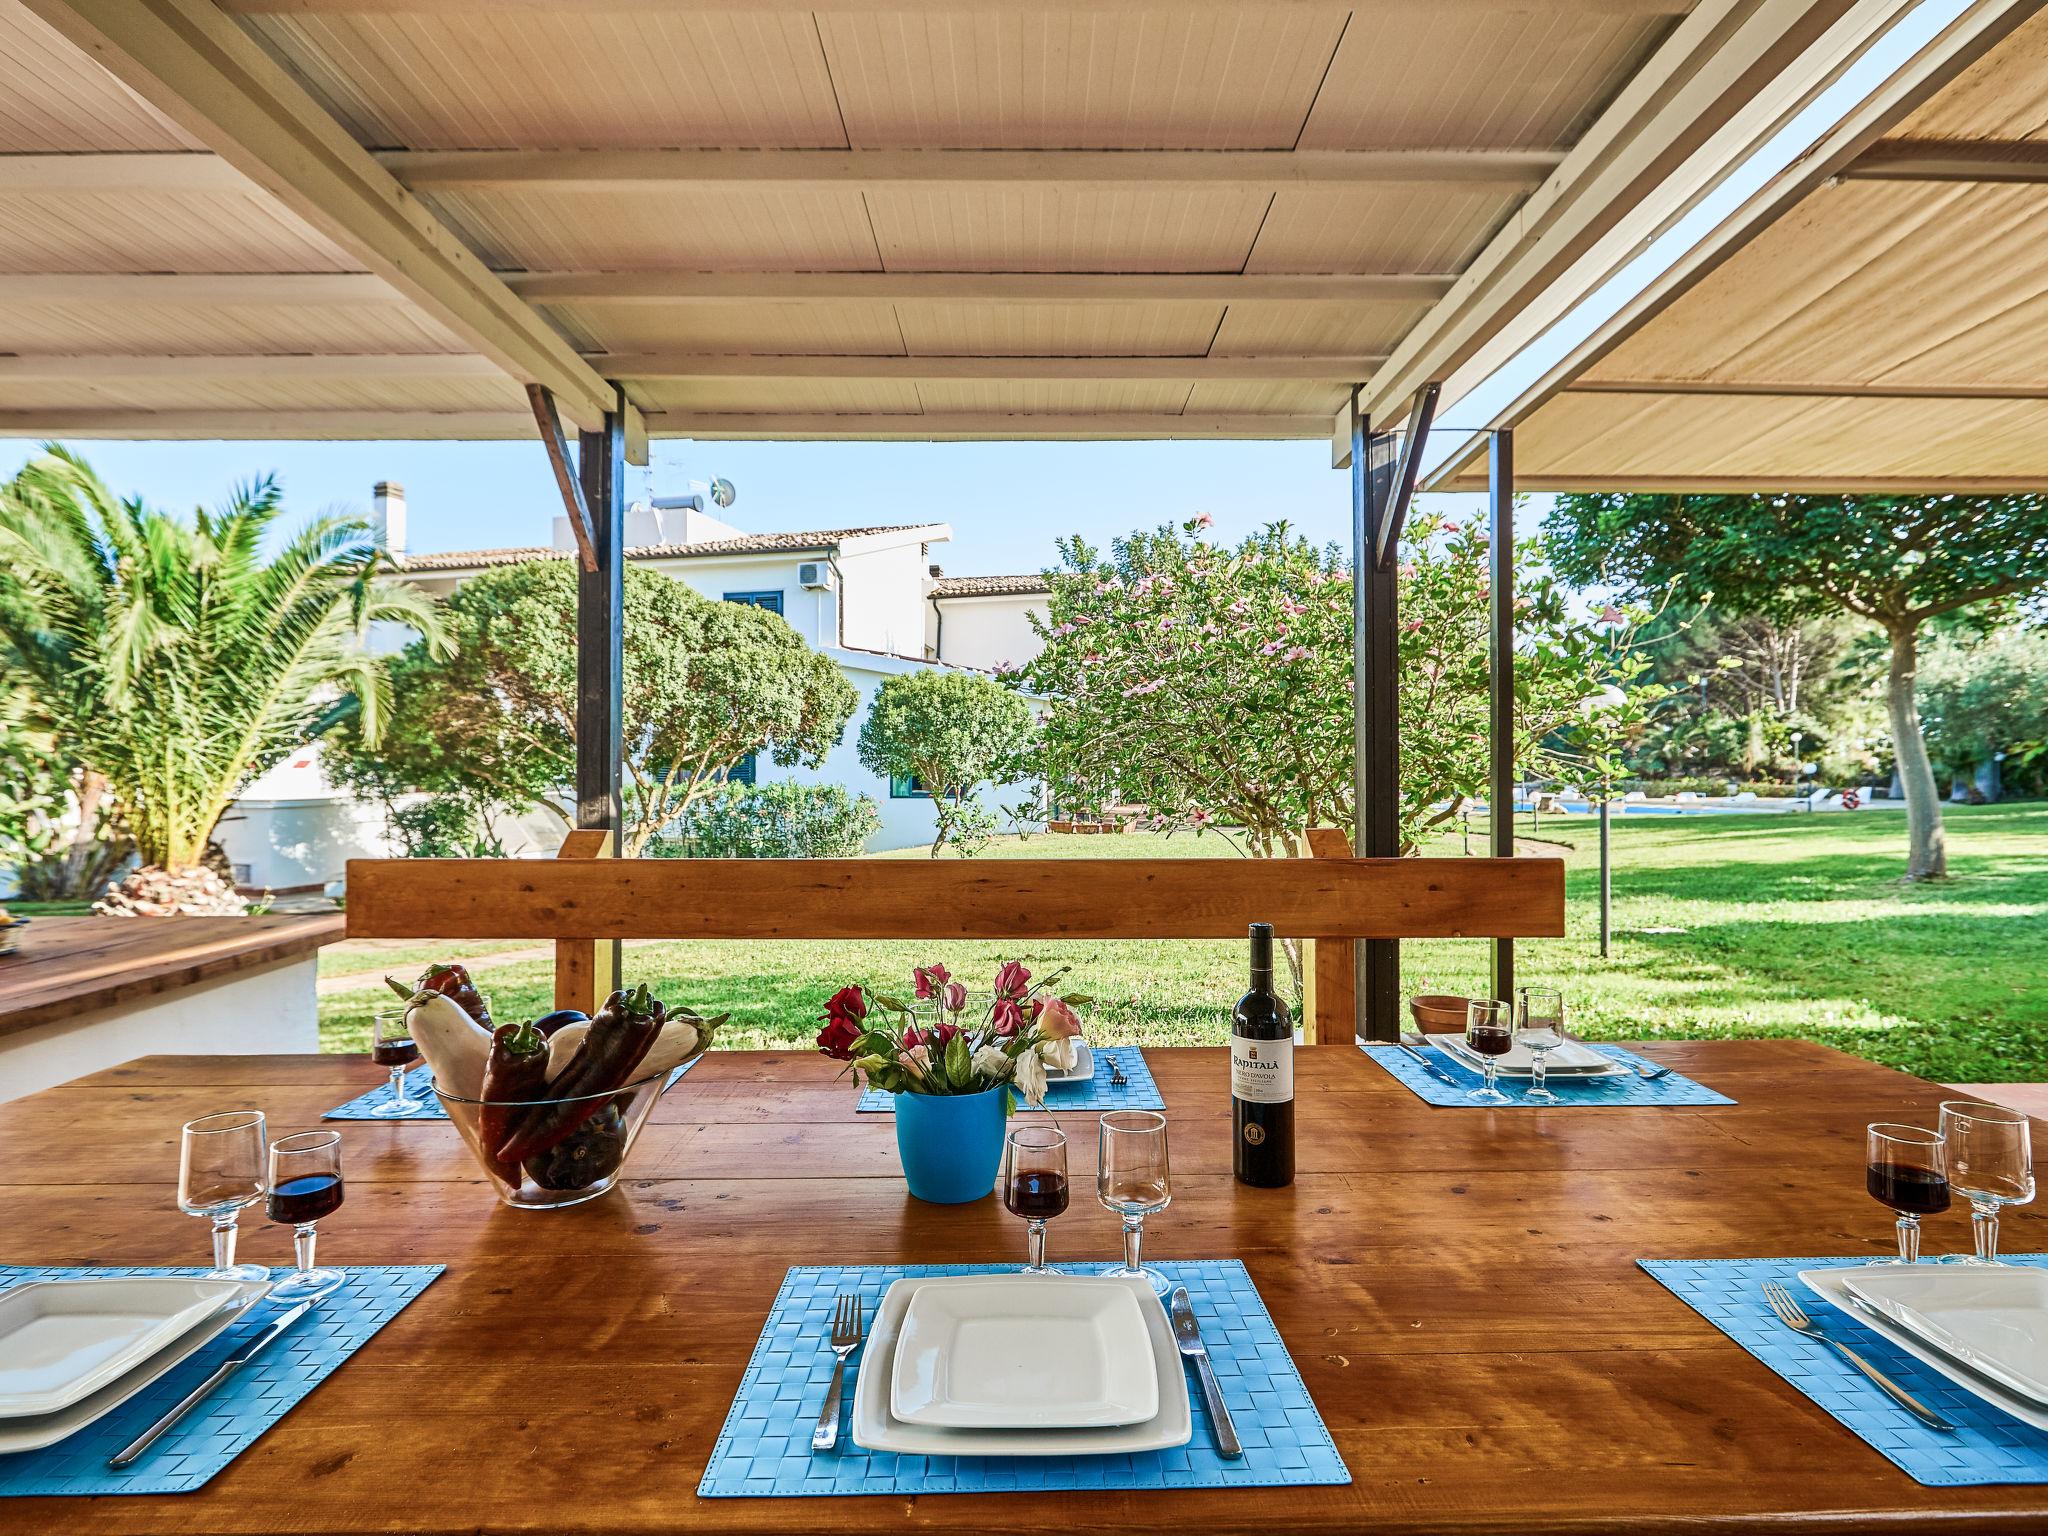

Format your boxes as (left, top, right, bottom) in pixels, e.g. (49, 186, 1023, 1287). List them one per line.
(1408, 993, 1471, 1035)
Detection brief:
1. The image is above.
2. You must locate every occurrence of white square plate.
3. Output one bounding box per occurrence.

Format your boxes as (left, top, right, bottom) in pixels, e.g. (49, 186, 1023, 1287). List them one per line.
(1841, 1265, 2048, 1405)
(854, 1275, 1191, 1456)
(0, 1278, 272, 1453)
(1432, 1034, 1626, 1079)
(1044, 1040, 1094, 1084)
(1798, 1266, 2048, 1431)
(0, 1276, 251, 1419)
(891, 1274, 1157, 1428)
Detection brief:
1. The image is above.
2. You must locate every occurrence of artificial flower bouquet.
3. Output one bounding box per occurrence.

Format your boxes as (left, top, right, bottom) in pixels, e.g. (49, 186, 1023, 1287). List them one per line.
(816, 959, 1089, 1106)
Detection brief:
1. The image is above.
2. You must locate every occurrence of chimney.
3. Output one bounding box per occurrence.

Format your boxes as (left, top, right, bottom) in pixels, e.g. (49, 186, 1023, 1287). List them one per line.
(928, 563, 944, 578)
(371, 480, 407, 558)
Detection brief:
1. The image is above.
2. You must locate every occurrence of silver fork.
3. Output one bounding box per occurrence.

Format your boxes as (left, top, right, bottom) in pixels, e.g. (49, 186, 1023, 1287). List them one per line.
(1634, 1058, 1674, 1081)
(1759, 1281, 1956, 1432)
(811, 1293, 864, 1452)
(1108, 1053, 1129, 1087)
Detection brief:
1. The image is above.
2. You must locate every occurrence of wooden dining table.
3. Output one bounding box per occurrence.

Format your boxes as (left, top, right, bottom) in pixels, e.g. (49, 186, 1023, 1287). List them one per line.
(1, 1040, 2043, 1534)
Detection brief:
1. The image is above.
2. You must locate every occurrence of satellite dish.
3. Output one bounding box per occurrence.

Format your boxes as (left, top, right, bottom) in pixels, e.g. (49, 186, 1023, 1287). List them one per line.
(709, 477, 736, 508)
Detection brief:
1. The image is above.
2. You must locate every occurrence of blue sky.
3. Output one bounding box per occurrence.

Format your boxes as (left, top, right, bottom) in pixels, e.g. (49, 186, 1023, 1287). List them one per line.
(0, 435, 1501, 582)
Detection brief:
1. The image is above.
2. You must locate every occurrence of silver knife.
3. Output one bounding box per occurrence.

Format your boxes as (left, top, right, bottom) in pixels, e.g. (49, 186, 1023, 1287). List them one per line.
(1393, 1039, 1469, 1091)
(109, 1300, 314, 1468)
(1167, 1286, 1242, 1458)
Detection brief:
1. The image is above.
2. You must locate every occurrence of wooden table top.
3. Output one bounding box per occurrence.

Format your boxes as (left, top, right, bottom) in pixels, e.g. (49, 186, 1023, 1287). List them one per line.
(1, 1041, 2043, 1535)
(0, 913, 342, 1038)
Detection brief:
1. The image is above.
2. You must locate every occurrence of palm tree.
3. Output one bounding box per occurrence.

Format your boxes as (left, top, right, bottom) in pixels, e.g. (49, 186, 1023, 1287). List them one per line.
(0, 448, 443, 898)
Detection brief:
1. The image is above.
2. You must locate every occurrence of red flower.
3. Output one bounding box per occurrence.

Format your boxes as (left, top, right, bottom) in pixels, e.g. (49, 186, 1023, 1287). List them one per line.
(912, 961, 952, 1000)
(990, 998, 1026, 1037)
(994, 960, 1031, 999)
(816, 985, 868, 1060)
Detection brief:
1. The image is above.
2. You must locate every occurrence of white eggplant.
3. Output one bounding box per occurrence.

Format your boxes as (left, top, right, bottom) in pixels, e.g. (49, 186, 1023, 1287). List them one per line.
(634, 1010, 725, 1082)
(405, 991, 492, 1101)
(544, 1021, 591, 1085)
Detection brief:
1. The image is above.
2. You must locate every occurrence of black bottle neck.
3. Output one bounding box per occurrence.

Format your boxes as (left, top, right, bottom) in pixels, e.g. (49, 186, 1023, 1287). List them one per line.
(1248, 924, 1273, 990)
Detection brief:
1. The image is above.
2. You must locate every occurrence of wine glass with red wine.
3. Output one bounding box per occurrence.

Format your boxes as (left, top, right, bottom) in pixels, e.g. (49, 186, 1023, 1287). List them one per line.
(1003, 1124, 1068, 1275)
(1464, 999, 1514, 1104)
(266, 1130, 346, 1301)
(1866, 1123, 1949, 1264)
(369, 1009, 424, 1118)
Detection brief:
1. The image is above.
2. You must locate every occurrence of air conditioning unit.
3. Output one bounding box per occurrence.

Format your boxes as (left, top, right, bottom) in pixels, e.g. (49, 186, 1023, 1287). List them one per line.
(798, 561, 834, 590)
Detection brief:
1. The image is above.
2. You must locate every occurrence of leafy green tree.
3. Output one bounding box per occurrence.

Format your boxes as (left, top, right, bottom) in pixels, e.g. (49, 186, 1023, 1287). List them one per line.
(1020, 513, 1655, 858)
(1548, 491, 2048, 879)
(0, 690, 130, 901)
(332, 560, 858, 856)
(1918, 625, 2048, 795)
(0, 449, 439, 895)
(856, 669, 1036, 857)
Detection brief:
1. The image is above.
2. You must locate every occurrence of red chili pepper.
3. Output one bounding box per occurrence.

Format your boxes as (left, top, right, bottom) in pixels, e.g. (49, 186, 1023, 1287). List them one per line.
(478, 1020, 551, 1185)
(417, 962, 491, 1028)
(495, 986, 664, 1165)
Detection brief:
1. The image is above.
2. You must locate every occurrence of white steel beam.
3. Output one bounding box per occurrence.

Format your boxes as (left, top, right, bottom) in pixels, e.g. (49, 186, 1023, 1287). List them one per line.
(509, 272, 1456, 305)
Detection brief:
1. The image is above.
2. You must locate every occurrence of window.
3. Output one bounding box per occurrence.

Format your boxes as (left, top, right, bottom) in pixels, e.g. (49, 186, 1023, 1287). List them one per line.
(724, 590, 784, 614)
(889, 772, 927, 799)
(726, 754, 757, 787)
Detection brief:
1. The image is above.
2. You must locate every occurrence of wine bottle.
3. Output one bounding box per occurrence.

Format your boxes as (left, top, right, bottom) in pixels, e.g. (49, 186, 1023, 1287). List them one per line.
(1231, 921, 1294, 1187)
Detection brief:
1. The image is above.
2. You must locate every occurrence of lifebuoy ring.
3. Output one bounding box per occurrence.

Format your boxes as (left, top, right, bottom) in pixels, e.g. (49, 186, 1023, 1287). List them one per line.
(1842, 789, 1861, 811)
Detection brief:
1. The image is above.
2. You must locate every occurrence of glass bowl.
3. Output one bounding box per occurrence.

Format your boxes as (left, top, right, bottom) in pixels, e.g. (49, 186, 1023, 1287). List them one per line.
(434, 1064, 680, 1211)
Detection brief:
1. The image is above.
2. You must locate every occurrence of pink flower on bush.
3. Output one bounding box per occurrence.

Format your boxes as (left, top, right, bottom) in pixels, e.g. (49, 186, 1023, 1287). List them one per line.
(1189, 808, 1212, 825)
(1282, 646, 1310, 662)
(1597, 604, 1627, 627)
(1194, 512, 1214, 527)
(1403, 618, 1424, 633)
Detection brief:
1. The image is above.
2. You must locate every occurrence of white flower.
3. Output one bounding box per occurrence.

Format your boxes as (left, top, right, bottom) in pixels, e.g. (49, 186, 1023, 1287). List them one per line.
(1036, 1034, 1079, 1073)
(971, 1045, 1013, 1083)
(1013, 1048, 1048, 1105)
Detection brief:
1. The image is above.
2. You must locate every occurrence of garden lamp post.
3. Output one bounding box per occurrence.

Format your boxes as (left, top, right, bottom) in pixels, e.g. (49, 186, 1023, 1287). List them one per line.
(1582, 685, 1629, 960)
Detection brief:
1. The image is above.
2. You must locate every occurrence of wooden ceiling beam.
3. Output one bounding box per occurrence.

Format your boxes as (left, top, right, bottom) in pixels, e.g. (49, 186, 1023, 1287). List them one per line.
(19, 0, 630, 442)
(0, 152, 246, 192)
(1846, 138, 2048, 184)
(221, 0, 1693, 14)
(0, 273, 398, 305)
(596, 353, 1380, 382)
(0, 352, 500, 379)
(508, 271, 1455, 305)
(645, 412, 1331, 441)
(1570, 379, 2048, 400)
(0, 408, 532, 437)
(382, 148, 1564, 193)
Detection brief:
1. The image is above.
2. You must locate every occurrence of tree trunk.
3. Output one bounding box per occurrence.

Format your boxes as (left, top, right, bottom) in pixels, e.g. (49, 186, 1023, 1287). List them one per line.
(1884, 620, 1946, 881)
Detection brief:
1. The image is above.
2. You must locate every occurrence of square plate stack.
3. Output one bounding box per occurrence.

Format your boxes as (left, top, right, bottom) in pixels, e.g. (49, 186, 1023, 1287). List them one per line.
(0, 1276, 272, 1455)
(1800, 1264, 2048, 1430)
(1424, 1033, 1630, 1080)
(852, 1274, 1192, 1455)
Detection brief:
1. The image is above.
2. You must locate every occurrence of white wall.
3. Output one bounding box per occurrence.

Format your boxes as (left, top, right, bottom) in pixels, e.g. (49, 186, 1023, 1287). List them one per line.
(935, 594, 1050, 672)
(836, 538, 934, 657)
(0, 955, 318, 1103)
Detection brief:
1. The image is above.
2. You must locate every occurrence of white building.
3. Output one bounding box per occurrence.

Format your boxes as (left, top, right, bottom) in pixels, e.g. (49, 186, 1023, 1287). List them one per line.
(213, 484, 1053, 889)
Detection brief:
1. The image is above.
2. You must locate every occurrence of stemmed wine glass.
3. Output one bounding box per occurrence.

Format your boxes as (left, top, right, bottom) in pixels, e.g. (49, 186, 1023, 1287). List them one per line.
(178, 1110, 270, 1282)
(1464, 1000, 1514, 1104)
(1098, 1111, 1172, 1295)
(1003, 1124, 1069, 1275)
(369, 1008, 425, 1117)
(1515, 987, 1565, 1105)
(1940, 1101, 2036, 1264)
(1866, 1123, 1949, 1264)
(266, 1130, 347, 1301)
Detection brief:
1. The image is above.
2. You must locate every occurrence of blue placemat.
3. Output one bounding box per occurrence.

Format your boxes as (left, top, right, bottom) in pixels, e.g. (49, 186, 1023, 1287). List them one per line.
(1641, 1255, 2048, 1485)
(1361, 1041, 1734, 1107)
(856, 1047, 1162, 1113)
(0, 1264, 442, 1496)
(324, 1057, 701, 1120)
(699, 1259, 1347, 1497)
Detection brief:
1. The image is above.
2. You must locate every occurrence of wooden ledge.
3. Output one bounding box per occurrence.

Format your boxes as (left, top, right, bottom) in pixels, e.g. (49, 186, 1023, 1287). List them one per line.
(0, 913, 344, 1039)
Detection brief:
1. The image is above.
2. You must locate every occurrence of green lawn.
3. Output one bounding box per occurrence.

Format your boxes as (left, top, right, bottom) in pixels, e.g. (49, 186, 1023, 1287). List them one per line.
(317, 805, 2048, 1083)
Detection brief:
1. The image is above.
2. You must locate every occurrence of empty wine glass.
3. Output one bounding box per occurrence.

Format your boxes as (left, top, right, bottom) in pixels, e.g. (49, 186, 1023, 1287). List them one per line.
(178, 1111, 269, 1282)
(1003, 1124, 1069, 1275)
(1941, 1101, 2035, 1264)
(1516, 988, 1566, 1105)
(1866, 1124, 1949, 1264)
(1097, 1111, 1172, 1295)
(369, 1008, 424, 1117)
(266, 1130, 347, 1301)
(1464, 1000, 1513, 1104)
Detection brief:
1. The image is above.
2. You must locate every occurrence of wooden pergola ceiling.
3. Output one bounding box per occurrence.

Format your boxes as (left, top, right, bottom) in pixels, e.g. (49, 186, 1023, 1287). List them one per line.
(1433, 5, 2048, 493)
(2, 0, 1865, 451)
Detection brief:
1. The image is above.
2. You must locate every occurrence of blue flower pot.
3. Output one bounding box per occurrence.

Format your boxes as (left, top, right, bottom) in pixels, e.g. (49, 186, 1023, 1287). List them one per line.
(894, 1086, 1007, 1204)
